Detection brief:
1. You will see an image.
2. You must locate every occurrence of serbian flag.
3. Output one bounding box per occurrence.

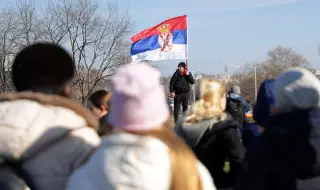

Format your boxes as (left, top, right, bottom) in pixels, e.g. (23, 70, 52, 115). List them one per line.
(131, 15, 187, 62)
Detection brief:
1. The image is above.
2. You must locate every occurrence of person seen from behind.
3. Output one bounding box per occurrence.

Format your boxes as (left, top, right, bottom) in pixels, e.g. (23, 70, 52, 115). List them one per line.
(175, 78, 245, 189)
(170, 62, 195, 122)
(226, 85, 250, 129)
(242, 79, 275, 147)
(253, 79, 275, 133)
(67, 63, 216, 190)
(235, 68, 320, 190)
(0, 43, 100, 190)
(88, 90, 111, 136)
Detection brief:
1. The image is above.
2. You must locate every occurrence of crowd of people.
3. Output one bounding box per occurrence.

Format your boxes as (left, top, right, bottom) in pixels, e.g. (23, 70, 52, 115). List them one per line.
(0, 42, 319, 190)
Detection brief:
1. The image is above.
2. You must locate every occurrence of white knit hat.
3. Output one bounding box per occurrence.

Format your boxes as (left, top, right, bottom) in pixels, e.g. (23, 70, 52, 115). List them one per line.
(274, 67, 320, 113)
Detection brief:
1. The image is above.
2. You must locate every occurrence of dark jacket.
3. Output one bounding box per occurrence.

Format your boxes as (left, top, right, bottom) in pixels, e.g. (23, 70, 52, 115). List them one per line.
(228, 93, 250, 113)
(242, 122, 261, 148)
(175, 115, 245, 189)
(169, 70, 195, 94)
(253, 79, 275, 127)
(98, 115, 109, 136)
(235, 108, 320, 190)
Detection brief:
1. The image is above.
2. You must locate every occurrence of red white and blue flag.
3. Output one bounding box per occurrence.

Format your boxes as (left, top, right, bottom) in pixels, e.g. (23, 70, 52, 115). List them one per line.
(131, 15, 187, 62)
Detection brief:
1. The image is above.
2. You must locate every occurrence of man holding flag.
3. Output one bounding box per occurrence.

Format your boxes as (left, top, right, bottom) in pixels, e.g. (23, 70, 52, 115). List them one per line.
(170, 62, 195, 122)
(130, 15, 191, 121)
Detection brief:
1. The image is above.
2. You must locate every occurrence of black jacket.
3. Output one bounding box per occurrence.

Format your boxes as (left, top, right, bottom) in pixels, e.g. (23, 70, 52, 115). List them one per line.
(98, 114, 109, 136)
(169, 70, 195, 94)
(235, 109, 320, 190)
(175, 115, 245, 188)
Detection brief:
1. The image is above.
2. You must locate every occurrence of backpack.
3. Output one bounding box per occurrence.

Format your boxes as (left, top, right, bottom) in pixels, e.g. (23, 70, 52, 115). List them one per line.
(226, 98, 245, 127)
(193, 118, 241, 161)
(193, 119, 242, 188)
(0, 128, 79, 190)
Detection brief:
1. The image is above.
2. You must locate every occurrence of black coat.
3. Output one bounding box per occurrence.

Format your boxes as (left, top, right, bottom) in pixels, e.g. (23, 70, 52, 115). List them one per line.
(98, 114, 109, 136)
(175, 116, 245, 189)
(235, 109, 320, 190)
(169, 70, 195, 94)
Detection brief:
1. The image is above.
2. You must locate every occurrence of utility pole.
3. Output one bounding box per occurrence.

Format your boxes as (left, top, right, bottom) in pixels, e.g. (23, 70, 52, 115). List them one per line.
(192, 71, 196, 104)
(254, 64, 257, 101)
(254, 62, 262, 101)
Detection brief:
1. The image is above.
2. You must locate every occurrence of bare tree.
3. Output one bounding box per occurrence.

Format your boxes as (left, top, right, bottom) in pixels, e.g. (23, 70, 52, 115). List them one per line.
(0, 1, 50, 92)
(13, 1, 42, 49)
(44, 0, 133, 103)
(70, 66, 109, 103)
(229, 46, 310, 105)
(0, 9, 19, 92)
(0, 0, 133, 99)
(40, 0, 68, 44)
(264, 46, 309, 77)
(0, 0, 43, 93)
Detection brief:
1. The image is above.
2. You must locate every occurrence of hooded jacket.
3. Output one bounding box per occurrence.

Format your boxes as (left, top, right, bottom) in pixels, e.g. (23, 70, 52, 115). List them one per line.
(253, 79, 275, 127)
(175, 115, 245, 189)
(228, 85, 250, 113)
(0, 92, 101, 190)
(67, 133, 217, 190)
(235, 108, 320, 190)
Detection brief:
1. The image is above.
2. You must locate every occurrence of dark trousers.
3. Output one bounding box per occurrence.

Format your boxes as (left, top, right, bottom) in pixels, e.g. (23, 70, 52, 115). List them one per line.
(174, 92, 190, 122)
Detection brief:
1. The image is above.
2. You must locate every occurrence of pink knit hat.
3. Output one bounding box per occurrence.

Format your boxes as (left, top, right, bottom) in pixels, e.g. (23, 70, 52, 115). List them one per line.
(108, 63, 170, 131)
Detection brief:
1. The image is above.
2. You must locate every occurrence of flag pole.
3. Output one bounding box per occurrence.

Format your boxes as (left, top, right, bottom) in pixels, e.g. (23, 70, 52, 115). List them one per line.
(186, 15, 195, 104)
(186, 15, 189, 70)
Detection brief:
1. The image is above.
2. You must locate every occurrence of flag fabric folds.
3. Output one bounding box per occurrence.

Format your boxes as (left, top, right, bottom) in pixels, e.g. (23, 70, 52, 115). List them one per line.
(131, 15, 187, 61)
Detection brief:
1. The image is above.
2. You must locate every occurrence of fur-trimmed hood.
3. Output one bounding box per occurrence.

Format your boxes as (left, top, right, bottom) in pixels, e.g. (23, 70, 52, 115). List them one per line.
(0, 92, 99, 159)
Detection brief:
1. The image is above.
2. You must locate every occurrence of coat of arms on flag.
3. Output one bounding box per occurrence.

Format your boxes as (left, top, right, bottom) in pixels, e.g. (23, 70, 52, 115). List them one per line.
(157, 24, 173, 52)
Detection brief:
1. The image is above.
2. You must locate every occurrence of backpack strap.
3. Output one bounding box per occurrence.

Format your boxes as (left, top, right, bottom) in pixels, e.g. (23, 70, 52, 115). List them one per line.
(22, 127, 86, 162)
(10, 127, 85, 190)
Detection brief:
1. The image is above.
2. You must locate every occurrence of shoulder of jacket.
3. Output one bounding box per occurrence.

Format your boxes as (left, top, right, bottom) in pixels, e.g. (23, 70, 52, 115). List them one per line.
(211, 118, 239, 132)
(0, 92, 99, 130)
(99, 134, 172, 190)
(70, 127, 101, 146)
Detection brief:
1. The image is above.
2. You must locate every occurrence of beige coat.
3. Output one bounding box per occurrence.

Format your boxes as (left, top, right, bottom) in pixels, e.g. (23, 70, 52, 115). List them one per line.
(0, 92, 101, 190)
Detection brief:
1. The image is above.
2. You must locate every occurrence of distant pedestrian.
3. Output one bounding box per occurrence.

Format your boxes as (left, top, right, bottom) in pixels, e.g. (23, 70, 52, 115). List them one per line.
(226, 85, 250, 128)
(169, 62, 195, 122)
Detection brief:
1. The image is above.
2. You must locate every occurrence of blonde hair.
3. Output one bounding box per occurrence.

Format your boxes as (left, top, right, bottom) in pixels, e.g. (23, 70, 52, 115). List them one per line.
(185, 79, 227, 123)
(130, 120, 202, 190)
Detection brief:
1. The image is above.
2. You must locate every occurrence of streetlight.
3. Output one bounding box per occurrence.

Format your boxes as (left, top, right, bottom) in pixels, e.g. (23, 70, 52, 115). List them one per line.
(226, 63, 243, 81)
(254, 62, 262, 101)
(254, 64, 257, 101)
